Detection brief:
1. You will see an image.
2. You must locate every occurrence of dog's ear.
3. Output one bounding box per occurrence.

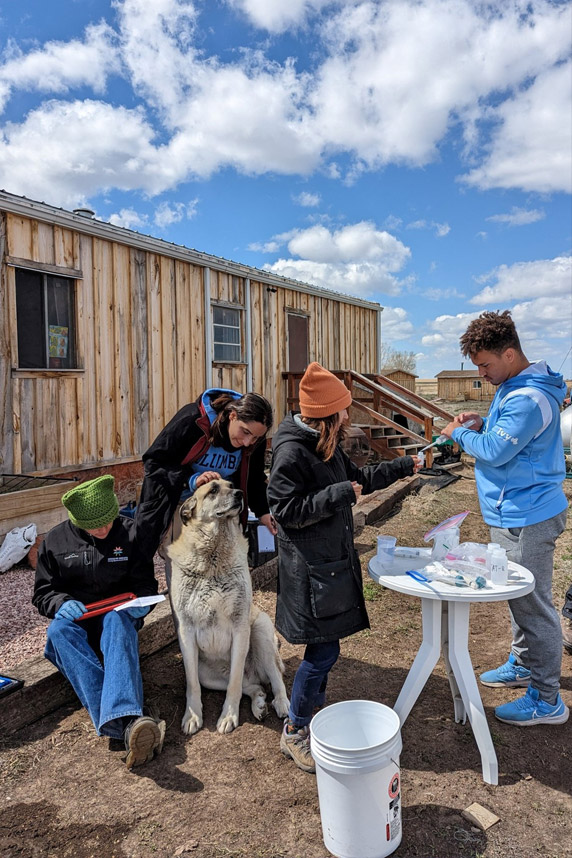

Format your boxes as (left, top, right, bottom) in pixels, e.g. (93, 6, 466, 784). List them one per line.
(179, 496, 197, 526)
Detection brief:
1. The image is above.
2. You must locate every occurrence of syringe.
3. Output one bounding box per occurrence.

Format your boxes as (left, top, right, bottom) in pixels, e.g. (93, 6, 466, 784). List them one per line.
(419, 419, 476, 454)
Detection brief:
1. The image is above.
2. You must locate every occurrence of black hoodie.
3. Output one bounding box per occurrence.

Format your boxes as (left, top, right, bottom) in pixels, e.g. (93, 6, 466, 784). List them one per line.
(33, 516, 157, 618)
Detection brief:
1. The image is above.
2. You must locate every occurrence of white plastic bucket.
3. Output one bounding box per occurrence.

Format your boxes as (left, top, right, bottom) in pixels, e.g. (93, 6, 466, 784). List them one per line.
(310, 700, 402, 858)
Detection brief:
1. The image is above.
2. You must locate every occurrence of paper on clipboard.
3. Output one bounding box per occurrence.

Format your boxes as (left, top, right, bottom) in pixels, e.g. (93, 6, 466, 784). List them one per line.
(256, 525, 275, 554)
(114, 595, 166, 612)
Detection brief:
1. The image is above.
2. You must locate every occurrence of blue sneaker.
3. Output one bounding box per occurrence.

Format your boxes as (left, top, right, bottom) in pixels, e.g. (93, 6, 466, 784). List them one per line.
(495, 686, 570, 726)
(479, 653, 531, 688)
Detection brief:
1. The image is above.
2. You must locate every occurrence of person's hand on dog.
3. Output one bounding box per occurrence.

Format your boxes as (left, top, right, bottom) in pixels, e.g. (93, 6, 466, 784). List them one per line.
(259, 513, 277, 535)
(195, 471, 221, 487)
(55, 600, 86, 621)
(125, 605, 151, 619)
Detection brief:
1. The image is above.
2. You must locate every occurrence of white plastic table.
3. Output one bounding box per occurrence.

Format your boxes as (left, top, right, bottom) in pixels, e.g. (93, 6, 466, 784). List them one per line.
(368, 554, 535, 785)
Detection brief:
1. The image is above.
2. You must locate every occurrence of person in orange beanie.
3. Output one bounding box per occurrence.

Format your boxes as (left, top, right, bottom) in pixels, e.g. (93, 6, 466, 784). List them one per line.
(268, 362, 420, 773)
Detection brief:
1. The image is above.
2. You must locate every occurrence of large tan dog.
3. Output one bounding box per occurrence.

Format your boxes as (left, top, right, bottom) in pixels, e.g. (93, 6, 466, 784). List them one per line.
(168, 479, 289, 735)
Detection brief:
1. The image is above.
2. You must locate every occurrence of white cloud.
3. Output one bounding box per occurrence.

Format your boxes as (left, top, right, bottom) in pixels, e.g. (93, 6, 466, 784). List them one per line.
(423, 287, 465, 301)
(471, 256, 571, 304)
(383, 215, 402, 231)
(510, 296, 572, 351)
(380, 306, 414, 341)
(226, 0, 334, 33)
(154, 199, 198, 228)
(421, 312, 481, 370)
(0, 22, 119, 113)
(264, 221, 411, 297)
(420, 300, 572, 374)
(311, 0, 571, 182)
(0, 0, 570, 201)
(248, 240, 282, 253)
(0, 99, 162, 206)
(109, 208, 149, 229)
(461, 60, 572, 194)
(407, 219, 451, 237)
(486, 207, 545, 227)
(293, 191, 321, 207)
(286, 222, 409, 266)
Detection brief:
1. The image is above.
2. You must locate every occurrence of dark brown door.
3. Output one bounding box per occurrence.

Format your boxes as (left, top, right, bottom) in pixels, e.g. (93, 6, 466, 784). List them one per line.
(287, 313, 309, 372)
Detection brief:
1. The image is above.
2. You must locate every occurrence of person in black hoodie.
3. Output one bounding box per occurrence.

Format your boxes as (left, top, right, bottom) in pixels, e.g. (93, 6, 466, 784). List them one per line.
(134, 389, 275, 565)
(33, 475, 164, 769)
(268, 363, 419, 773)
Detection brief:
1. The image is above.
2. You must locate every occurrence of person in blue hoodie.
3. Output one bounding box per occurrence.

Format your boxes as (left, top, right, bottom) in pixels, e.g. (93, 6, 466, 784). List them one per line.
(441, 310, 569, 727)
(134, 390, 275, 567)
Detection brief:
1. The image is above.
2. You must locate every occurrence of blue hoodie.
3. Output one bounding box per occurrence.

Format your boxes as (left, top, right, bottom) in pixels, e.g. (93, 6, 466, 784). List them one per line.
(452, 362, 567, 527)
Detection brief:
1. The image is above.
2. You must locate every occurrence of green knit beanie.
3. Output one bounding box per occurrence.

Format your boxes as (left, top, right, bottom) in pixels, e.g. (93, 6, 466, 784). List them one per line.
(62, 475, 119, 530)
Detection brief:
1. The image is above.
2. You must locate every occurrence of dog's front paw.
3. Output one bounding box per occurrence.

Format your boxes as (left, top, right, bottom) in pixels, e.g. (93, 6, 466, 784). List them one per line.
(272, 694, 290, 719)
(181, 709, 202, 735)
(216, 707, 239, 734)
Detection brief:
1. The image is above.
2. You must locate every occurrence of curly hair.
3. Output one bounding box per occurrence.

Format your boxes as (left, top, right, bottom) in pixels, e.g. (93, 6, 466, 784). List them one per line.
(460, 310, 523, 358)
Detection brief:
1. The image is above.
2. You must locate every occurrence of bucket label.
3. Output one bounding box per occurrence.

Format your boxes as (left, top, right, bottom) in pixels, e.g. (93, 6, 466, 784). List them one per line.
(388, 772, 400, 799)
(387, 794, 401, 841)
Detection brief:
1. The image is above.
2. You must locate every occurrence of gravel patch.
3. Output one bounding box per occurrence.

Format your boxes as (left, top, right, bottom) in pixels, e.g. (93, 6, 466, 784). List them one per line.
(0, 557, 167, 672)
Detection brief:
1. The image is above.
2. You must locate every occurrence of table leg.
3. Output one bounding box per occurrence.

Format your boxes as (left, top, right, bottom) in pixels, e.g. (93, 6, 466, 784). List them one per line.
(394, 599, 442, 725)
(441, 603, 467, 724)
(446, 601, 499, 786)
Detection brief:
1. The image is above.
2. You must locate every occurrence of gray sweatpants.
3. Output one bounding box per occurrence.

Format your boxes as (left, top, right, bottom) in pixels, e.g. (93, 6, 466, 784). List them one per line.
(490, 509, 567, 703)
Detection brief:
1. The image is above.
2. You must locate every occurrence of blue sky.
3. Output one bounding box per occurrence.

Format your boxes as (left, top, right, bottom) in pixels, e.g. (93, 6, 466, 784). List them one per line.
(1, 0, 570, 378)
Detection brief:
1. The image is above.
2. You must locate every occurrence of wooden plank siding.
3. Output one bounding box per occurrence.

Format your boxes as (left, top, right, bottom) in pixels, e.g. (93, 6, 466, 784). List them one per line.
(1, 208, 380, 476)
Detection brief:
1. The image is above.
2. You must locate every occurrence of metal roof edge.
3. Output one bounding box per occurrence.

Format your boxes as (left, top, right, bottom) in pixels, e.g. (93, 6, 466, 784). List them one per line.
(0, 190, 382, 312)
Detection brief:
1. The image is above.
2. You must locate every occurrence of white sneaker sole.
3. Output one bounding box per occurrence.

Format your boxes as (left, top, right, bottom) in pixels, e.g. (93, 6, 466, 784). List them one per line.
(480, 677, 531, 688)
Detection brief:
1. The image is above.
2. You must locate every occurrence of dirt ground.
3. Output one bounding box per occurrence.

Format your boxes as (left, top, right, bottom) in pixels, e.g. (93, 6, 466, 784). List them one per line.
(1, 463, 571, 858)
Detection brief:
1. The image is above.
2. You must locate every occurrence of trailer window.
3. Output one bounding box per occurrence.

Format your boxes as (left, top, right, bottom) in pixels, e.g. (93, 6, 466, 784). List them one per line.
(212, 305, 242, 362)
(15, 269, 77, 369)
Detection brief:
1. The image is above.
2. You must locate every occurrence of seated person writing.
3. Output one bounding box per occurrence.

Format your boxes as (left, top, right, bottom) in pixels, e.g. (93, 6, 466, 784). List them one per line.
(32, 475, 165, 769)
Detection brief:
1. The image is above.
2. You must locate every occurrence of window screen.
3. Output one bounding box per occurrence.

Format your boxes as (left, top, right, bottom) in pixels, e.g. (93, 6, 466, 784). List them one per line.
(213, 305, 242, 362)
(15, 269, 76, 369)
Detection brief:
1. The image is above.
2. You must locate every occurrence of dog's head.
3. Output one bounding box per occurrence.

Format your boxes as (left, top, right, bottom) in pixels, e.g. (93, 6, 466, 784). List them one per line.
(179, 479, 244, 527)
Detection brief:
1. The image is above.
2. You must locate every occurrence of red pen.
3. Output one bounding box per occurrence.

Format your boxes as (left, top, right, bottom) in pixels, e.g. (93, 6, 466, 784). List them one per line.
(75, 592, 136, 621)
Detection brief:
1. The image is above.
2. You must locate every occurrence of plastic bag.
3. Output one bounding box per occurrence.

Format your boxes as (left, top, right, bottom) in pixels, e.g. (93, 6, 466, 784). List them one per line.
(0, 524, 37, 573)
(444, 542, 488, 566)
(407, 561, 487, 590)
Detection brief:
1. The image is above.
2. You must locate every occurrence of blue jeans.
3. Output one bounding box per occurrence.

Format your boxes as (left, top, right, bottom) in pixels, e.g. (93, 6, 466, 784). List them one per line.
(289, 640, 340, 727)
(45, 610, 144, 738)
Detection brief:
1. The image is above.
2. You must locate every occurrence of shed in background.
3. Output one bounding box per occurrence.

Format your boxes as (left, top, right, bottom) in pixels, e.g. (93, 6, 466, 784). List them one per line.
(436, 370, 495, 401)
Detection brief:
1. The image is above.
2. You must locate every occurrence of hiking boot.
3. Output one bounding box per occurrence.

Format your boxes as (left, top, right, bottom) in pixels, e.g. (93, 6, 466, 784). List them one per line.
(495, 686, 570, 727)
(562, 616, 572, 654)
(280, 722, 316, 774)
(479, 653, 531, 688)
(124, 716, 165, 769)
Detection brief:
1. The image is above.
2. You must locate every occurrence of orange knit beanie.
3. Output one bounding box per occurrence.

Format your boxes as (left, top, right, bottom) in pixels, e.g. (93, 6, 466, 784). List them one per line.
(299, 362, 352, 418)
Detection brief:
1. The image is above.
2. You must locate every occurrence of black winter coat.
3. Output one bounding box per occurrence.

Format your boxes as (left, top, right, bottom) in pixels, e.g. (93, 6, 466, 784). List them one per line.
(134, 393, 270, 560)
(33, 517, 157, 619)
(268, 413, 415, 644)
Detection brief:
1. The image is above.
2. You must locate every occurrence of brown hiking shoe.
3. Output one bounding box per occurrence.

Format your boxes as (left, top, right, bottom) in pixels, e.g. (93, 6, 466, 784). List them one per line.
(124, 716, 165, 769)
(562, 616, 572, 654)
(280, 723, 316, 774)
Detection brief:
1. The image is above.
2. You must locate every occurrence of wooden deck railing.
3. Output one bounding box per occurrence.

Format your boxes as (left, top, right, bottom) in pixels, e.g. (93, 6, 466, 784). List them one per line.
(282, 369, 455, 466)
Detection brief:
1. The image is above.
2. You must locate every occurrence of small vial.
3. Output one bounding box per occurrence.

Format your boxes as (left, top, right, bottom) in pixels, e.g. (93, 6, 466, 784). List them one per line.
(486, 543, 501, 575)
(490, 548, 508, 586)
